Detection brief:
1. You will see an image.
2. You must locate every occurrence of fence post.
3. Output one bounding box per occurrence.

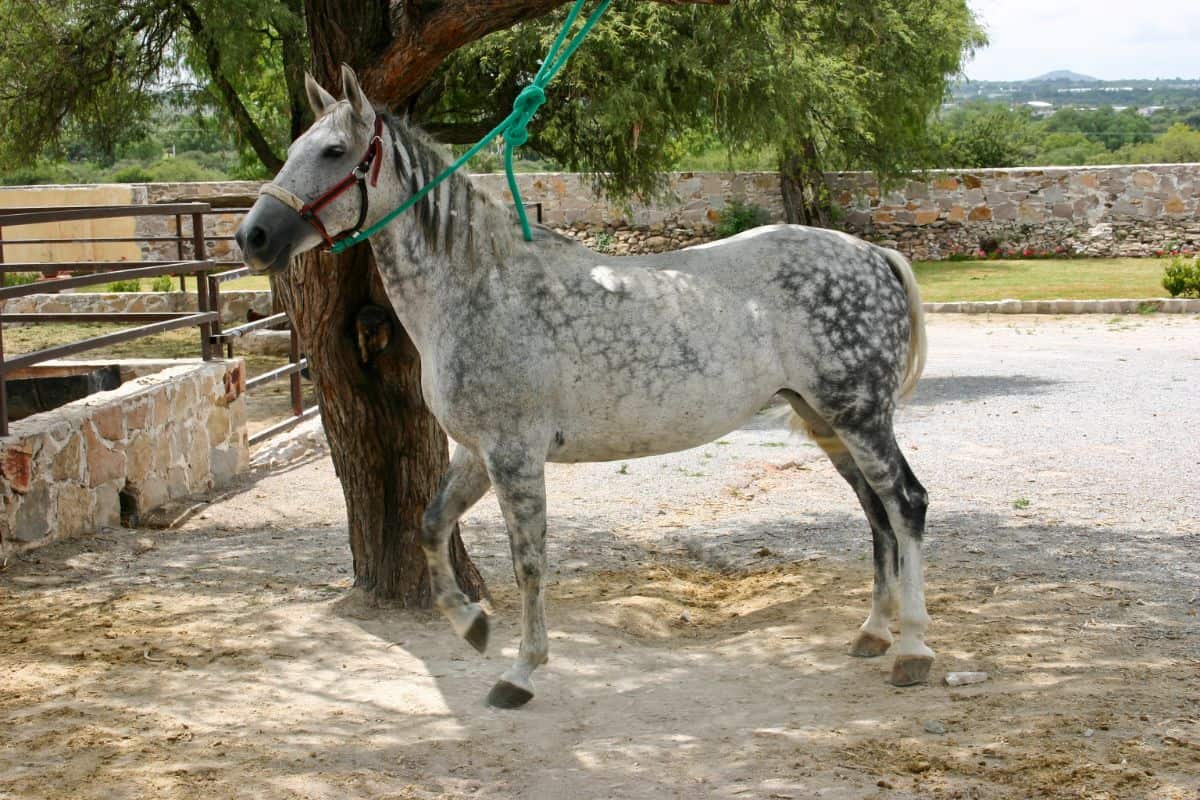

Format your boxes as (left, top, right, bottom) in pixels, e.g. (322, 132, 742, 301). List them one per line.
(0, 312, 7, 437)
(175, 213, 186, 292)
(288, 321, 302, 417)
(192, 213, 212, 361)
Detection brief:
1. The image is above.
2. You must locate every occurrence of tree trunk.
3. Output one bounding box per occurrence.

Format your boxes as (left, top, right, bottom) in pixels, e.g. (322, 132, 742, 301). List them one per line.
(279, 0, 486, 605)
(780, 141, 832, 228)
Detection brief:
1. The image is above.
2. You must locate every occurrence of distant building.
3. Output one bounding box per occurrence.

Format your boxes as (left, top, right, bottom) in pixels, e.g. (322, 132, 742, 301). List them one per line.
(1025, 100, 1055, 117)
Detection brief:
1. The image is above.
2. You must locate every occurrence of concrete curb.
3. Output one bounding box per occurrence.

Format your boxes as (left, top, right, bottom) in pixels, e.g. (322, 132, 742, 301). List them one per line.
(923, 298, 1200, 314)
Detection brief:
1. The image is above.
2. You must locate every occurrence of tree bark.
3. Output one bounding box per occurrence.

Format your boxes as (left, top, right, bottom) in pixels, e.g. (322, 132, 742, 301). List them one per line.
(180, 2, 284, 172)
(283, 0, 486, 606)
(780, 141, 832, 228)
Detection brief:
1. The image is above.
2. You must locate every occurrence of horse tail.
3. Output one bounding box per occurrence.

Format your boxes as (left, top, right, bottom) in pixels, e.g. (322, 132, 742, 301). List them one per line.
(878, 246, 926, 401)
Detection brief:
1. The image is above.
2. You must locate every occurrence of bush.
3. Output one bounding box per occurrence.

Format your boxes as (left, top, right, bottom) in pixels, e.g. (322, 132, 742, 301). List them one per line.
(150, 275, 174, 292)
(1161, 256, 1200, 298)
(715, 200, 771, 238)
(106, 279, 142, 292)
(3, 271, 40, 287)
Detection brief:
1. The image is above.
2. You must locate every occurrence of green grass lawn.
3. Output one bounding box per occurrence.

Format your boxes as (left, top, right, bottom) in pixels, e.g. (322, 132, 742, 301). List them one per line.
(912, 258, 1168, 302)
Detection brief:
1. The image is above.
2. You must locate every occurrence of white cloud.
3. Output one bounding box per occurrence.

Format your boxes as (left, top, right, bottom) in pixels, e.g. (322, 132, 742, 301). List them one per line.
(966, 0, 1200, 80)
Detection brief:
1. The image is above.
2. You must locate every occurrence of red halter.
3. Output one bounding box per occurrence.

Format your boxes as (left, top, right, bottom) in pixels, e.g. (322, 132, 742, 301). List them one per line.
(259, 115, 385, 247)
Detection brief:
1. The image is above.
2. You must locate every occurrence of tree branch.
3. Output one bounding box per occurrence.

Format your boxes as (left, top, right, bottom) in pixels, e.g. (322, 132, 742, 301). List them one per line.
(180, 1, 284, 172)
(364, 0, 728, 108)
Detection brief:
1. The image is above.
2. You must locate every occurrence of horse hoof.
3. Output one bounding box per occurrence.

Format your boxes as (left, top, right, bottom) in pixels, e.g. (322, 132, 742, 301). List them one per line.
(849, 631, 892, 658)
(890, 655, 934, 686)
(487, 680, 534, 709)
(463, 610, 490, 654)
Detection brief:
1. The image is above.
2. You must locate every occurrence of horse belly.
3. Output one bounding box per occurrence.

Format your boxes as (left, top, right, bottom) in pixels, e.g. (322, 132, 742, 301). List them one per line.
(549, 332, 781, 462)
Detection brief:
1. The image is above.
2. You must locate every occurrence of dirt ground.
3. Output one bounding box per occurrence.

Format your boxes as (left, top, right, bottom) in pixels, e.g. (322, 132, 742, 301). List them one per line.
(1, 314, 1198, 800)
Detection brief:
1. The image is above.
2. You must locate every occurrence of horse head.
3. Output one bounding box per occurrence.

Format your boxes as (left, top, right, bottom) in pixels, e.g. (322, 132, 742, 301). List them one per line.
(236, 66, 389, 274)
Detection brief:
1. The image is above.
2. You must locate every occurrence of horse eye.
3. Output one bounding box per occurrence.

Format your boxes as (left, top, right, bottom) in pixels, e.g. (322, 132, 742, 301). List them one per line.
(322, 145, 347, 159)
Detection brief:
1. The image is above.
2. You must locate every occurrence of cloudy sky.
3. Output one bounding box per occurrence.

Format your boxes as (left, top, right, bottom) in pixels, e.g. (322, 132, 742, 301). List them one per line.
(966, 0, 1200, 81)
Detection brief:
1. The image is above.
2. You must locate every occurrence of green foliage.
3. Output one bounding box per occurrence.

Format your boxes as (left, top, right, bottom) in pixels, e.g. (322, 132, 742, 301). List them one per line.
(430, 1, 984, 200)
(1161, 256, 1200, 298)
(150, 276, 176, 292)
(2, 271, 40, 287)
(929, 103, 1037, 168)
(105, 279, 143, 293)
(930, 103, 1200, 168)
(715, 200, 770, 237)
(0, 0, 302, 176)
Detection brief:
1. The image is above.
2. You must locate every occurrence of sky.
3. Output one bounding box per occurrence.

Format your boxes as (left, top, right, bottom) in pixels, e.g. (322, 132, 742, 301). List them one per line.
(966, 0, 1200, 81)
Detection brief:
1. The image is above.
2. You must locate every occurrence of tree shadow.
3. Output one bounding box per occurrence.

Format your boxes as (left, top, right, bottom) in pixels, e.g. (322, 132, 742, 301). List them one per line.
(2, 503, 1197, 799)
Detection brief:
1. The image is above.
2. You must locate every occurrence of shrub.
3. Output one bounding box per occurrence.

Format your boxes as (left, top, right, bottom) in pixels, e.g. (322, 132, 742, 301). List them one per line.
(109, 165, 154, 183)
(3, 271, 40, 287)
(1161, 256, 1200, 298)
(106, 279, 142, 292)
(150, 275, 175, 292)
(715, 200, 771, 238)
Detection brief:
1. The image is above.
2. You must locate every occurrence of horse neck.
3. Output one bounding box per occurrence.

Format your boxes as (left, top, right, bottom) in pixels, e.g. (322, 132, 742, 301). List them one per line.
(369, 117, 521, 347)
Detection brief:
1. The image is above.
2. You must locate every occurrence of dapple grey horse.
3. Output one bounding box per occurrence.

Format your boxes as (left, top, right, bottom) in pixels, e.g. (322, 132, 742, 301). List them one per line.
(236, 66, 933, 708)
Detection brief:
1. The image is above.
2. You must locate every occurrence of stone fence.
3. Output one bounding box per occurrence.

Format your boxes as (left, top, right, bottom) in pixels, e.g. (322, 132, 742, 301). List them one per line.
(3, 162, 1198, 262)
(0, 359, 249, 552)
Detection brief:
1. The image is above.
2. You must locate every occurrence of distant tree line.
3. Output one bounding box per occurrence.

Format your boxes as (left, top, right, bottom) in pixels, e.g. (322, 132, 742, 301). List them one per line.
(927, 102, 1200, 169)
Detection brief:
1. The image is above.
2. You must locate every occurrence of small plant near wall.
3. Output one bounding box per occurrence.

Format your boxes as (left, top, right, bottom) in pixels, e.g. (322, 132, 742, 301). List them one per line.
(106, 279, 142, 292)
(150, 275, 174, 292)
(2, 272, 39, 287)
(715, 200, 771, 238)
(1161, 256, 1200, 298)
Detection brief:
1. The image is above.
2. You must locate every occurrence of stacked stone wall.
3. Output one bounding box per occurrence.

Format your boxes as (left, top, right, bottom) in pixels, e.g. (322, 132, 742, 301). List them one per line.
(827, 164, 1200, 260)
(7, 163, 1198, 262)
(0, 359, 249, 552)
(1, 290, 271, 325)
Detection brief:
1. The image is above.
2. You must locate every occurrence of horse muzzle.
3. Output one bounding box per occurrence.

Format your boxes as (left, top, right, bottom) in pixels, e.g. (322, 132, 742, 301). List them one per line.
(235, 195, 312, 275)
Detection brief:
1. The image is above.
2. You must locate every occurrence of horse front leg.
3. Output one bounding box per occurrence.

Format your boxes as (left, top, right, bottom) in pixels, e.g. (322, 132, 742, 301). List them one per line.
(420, 445, 493, 653)
(482, 445, 549, 709)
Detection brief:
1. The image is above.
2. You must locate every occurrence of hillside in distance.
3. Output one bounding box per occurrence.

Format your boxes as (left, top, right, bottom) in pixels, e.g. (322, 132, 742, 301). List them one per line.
(1031, 70, 1099, 82)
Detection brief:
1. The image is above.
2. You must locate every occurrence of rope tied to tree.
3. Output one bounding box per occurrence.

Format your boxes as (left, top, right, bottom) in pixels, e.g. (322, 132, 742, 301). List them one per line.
(330, 0, 612, 254)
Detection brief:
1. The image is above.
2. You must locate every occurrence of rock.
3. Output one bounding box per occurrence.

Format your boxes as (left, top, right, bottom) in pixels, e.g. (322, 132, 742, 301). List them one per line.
(923, 720, 947, 735)
(1083, 728, 1095, 738)
(944, 671, 988, 687)
(679, 611, 692, 624)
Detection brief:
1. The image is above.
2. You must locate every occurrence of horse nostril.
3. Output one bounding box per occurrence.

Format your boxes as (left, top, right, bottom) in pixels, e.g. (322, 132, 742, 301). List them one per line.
(248, 225, 268, 249)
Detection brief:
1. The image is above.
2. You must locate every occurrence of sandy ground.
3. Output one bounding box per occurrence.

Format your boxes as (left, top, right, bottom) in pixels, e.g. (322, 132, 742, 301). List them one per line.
(1, 314, 1198, 800)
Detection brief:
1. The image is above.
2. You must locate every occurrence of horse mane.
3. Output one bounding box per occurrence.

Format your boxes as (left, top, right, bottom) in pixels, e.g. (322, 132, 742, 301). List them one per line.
(380, 111, 521, 259)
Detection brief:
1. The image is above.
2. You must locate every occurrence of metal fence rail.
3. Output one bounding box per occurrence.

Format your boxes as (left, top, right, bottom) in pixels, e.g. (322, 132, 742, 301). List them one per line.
(0, 204, 221, 435)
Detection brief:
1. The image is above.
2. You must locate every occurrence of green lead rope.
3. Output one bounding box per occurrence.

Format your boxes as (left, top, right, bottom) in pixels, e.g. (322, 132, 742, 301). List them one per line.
(330, 0, 613, 254)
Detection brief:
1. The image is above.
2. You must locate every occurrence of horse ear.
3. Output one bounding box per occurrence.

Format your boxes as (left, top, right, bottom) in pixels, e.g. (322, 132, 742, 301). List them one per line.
(341, 64, 372, 122)
(305, 71, 336, 117)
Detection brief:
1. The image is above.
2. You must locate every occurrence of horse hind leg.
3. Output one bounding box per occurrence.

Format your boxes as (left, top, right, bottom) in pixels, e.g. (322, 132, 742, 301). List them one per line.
(420, 446, 493, 653)
(783, 392, 898, 658)
(832, 421, 933, 686)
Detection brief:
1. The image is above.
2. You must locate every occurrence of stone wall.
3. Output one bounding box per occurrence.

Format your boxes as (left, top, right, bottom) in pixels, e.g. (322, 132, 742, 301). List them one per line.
(0, 359, 249, 552)
(828, 164, 1200, 261)
(7, 163, 1199, 262)
(2, 290, 271, 325)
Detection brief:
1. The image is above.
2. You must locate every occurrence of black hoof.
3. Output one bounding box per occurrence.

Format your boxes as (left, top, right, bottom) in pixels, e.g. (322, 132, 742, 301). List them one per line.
(464, 612, 490, 654)
(487, 680, 534, 709)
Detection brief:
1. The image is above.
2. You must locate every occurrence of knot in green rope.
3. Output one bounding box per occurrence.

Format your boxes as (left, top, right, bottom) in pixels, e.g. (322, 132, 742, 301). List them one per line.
(505, 85, 547, 148)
